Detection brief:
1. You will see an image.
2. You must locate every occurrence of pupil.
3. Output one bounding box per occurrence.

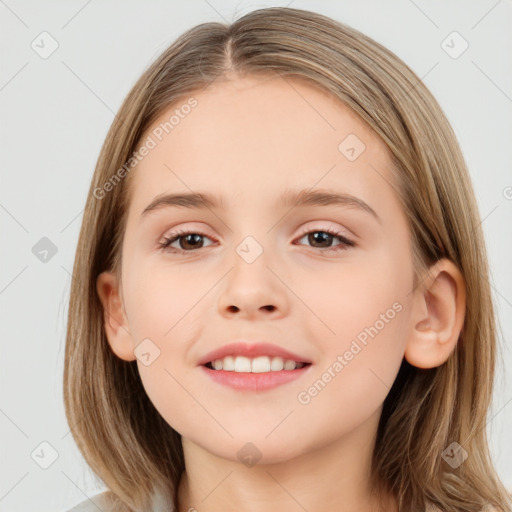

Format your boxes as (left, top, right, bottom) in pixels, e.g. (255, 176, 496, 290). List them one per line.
(310, 231, 332, 248)
(182, 234, 202, 249)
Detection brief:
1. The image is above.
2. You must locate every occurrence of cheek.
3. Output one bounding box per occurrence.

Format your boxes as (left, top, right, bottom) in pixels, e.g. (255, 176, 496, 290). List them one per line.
(121, 262, 211, 427)
(123, 259, 208, 341)
(292, 268, 410, 444)
(309, 246, 409, 327)
(309, 249, 410, 379)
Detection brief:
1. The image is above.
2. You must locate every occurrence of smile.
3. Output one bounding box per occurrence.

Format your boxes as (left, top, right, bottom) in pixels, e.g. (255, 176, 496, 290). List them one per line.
(201, 357, 313, 392)
(205, 355, 308, 372)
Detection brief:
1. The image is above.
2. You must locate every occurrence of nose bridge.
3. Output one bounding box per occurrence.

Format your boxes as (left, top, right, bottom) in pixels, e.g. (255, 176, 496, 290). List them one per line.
(223, 202, 276, 265)
(230, 233, 273, 292)
(217, 230, 288, 317)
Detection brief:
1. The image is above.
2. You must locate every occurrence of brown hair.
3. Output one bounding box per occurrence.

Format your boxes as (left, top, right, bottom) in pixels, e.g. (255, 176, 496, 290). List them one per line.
(63, 6, 511, 511)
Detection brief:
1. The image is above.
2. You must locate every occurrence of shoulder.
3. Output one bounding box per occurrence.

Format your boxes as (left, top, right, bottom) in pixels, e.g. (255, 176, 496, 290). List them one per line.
(65, 489, 174, 512)
(65, 490, 112, 512)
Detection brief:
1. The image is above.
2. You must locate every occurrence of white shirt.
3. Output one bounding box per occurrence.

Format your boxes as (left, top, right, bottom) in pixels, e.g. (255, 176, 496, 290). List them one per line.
(66, 490, 174, 511)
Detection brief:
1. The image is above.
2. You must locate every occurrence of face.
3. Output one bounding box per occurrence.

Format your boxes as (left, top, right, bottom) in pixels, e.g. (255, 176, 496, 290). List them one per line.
(108, 73, 417, 463)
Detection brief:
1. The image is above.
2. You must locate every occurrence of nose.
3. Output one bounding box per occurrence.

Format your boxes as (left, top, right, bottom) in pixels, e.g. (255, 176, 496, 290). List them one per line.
(226, 303, 276, 314)
(216, 249, 289, 320)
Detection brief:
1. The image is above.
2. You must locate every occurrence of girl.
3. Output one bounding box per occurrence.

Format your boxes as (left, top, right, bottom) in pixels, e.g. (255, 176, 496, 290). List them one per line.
(63, 6, 511, 512)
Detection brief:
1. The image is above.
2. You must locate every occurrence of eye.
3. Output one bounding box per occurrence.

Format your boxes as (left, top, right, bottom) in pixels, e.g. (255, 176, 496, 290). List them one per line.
(158, 225, 356, 255)
(159, 229, 215, 254)
(294, 226, 355, 253)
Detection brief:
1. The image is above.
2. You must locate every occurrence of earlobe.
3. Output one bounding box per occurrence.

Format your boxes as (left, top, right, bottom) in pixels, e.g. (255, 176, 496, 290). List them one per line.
(404, 259, 466, 369)
(96, 271, 136, 362)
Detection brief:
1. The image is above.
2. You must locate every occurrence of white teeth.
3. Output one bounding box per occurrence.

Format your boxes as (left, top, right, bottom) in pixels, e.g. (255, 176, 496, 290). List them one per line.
(234, 356, 252, 372)
(284, 359, 296, 370)
(270, 357, 284, 371)
(209, 355, 305, 372)
(250, 356, 269, 373)
(222, 355, 235, 371)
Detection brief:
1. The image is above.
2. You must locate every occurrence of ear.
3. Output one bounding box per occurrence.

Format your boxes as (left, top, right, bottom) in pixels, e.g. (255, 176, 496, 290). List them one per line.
(96, 271, 136, 361)
(404, 258, 466, 369)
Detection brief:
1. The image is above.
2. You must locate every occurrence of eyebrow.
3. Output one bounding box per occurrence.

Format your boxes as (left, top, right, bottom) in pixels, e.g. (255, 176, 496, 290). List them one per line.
(141, 188, 380, 223)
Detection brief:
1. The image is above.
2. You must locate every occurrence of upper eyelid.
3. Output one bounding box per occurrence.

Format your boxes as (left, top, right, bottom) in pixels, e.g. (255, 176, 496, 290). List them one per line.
(161, 223, 355, 245)
(162, 222, 351, 238)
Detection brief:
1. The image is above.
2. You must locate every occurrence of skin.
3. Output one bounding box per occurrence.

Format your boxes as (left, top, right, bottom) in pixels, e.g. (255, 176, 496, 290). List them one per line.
(97, 73, 466, 512)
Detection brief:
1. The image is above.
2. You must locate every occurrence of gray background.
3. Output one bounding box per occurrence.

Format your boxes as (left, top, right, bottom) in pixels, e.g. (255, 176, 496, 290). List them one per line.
(1, 1, 511, 510)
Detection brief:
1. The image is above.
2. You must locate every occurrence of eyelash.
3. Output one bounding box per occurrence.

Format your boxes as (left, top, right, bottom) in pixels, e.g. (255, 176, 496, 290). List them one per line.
(158, 226, 355, 255)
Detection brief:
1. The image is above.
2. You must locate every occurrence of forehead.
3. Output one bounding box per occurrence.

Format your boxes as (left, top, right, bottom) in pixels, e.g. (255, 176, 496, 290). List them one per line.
(126, 74, 395, 215)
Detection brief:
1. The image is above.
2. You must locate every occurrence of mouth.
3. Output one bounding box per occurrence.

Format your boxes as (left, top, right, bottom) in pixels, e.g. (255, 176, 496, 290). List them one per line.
(200, 355, 313, 392)
(203, 355, 312, 373)
(198, 342, 313, 391)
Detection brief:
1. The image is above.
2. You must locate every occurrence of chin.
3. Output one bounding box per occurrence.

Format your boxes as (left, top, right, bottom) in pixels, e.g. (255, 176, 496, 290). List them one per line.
(202, 435, 305, 466)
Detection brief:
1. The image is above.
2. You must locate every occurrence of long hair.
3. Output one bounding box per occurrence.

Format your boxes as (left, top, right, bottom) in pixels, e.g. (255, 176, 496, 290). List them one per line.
(63, 7, 511, 511)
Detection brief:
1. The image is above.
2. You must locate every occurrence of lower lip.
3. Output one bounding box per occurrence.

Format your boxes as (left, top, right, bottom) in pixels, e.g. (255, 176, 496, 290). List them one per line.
(200, 364, 312, 392)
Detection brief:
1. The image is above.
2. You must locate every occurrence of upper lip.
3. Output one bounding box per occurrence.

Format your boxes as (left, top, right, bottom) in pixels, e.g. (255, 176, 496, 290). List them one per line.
(198, 342, 312, 366)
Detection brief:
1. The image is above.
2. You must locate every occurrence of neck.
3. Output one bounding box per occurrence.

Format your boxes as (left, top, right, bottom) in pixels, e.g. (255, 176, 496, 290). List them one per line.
(176, 408, 398, 512)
